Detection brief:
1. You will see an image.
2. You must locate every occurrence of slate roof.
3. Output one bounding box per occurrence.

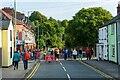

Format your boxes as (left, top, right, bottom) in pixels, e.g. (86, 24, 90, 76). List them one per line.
(102, 13, 120, 27)
(16, 14, 25, 20)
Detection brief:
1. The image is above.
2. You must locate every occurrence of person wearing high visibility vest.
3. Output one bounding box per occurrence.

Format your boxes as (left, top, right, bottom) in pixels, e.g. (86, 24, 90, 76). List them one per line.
(43, 50, 46, 60)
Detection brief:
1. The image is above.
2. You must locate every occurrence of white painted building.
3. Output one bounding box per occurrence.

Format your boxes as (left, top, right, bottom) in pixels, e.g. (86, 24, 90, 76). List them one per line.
(96, 26, 108, 60)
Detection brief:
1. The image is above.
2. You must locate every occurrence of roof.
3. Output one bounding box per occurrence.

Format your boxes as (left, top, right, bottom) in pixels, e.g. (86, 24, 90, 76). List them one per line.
(0, 20, 10, 30)
(101, 13, 120, 27)
(16, 14, 25, 20)
(0, 10, 12, 20)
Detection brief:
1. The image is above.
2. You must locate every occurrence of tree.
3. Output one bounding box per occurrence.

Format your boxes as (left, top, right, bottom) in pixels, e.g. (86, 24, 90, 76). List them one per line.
(65, 7, 113, 48)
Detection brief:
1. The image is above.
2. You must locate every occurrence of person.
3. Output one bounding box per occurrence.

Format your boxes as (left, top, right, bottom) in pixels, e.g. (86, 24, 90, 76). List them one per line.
(21, 50, 30, 70)
(43, 49, 46, 60)
(90, 48, 94, 59)
(78, 48, 83, 60)
(64, 48, 68, 60)
(13, 51, 20, 70)
(85, 47, 91, 60)
(72, 48, 77, 60)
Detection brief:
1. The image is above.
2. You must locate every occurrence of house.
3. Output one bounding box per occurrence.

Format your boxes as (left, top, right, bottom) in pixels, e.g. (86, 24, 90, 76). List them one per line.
(0, 10, 14, 67)
(117, 2, 120, 65)
(96, 26, 108, 61)
(2, 7, 36, 53)
(15, 13, 36, 52)
(96, 2, 120, 64)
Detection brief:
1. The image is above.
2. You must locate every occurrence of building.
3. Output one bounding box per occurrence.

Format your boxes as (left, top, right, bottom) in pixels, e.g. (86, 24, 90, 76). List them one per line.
(108, 22, 117, 63)
(96, 26, 108, 60)
(2, 7, 36, 53)
(0, 10, 14, 67)
(117, 2, 120, 65)
(16, 13, 36, 52)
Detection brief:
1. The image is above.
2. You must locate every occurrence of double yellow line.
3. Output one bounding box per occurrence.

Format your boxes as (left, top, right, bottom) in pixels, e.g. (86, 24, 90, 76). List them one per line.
(25, 63, 40, 80)
(79, 61, 115, 80)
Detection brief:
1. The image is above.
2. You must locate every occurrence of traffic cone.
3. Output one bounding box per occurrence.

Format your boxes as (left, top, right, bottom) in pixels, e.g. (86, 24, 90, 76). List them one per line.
(56, 58, 58, 63)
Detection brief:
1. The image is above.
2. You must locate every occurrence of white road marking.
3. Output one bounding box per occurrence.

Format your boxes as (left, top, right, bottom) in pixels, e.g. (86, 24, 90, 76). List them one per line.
(67, 74, 71, 80)
(60, 62, 63, 66)
(63, 67, 66, 72)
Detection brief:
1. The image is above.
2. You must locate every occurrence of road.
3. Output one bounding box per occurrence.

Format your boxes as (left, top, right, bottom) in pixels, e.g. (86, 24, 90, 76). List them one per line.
(30, 59, 109, 80)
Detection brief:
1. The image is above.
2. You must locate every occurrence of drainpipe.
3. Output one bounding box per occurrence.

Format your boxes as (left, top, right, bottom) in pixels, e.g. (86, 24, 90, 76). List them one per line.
(116, 21, 119, 65)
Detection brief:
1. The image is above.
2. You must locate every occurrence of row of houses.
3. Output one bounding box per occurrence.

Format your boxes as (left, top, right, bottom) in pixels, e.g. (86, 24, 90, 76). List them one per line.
(96, 2, 120, 65)
(0, 7, 36, 67)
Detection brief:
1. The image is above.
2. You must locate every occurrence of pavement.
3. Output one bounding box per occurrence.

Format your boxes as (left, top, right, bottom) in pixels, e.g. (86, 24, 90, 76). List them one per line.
(2, 60, 37, 80)
(82, 59, 120, 80)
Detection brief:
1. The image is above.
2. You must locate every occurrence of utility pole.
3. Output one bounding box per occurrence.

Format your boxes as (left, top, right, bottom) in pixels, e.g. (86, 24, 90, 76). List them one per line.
(37, 26, 39, 49)
(14, 0, 16, 51)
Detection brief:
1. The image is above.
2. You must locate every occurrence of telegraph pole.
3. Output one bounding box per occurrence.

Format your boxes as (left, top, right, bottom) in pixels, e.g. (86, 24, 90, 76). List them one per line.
(38, 26, 39, 49)
(14, 0, 17, 51)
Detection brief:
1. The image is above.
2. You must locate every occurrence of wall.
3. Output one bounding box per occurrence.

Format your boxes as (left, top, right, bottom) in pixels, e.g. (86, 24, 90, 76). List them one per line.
(2, 30, 8, 67)
(117, 20, 120, 65)
(8, 20, 14, 66)
(97, 26, 108, 60)
(108, 23, 117, 63)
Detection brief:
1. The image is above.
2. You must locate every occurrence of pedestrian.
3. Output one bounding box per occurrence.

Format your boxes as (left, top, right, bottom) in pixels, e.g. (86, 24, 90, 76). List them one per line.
(54, 48, 57, 60)
(21, 50, 30, 70)
(43, 49, 46, 60)
(72, 48, 77, 60)
(90, 48, 94, 59)
(85, 47, 91, 60)
(64, 48, 68, 60)
(33, 50, 36, 60)
(78, 48, 83, 60)
(13, 51, 20, 70)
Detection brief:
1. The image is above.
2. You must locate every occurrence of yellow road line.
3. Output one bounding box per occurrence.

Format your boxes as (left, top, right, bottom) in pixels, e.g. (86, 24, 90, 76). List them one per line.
(29, 63, 40, 79)
(25, 63, 40, 80)
(78, 61, 115, 80)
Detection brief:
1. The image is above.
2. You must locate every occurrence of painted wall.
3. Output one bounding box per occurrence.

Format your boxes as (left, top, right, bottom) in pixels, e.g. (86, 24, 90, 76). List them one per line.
(8, 20, 14, 66)
(108, 23, 117, 63)
(2, 30, 8, 66)
(0, 30, 2, 47)
(0, 30, 2, 67)
(97, 26, 108, 60)
(2, 20, 14, 67)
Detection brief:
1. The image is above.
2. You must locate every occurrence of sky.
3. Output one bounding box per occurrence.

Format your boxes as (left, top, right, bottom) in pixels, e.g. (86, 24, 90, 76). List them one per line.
(0, 0, 120, 20)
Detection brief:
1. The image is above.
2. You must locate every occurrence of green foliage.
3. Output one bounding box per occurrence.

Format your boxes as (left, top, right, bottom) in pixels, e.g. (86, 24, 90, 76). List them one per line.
(29, 12, 65, 48)
(65, 7, 113, 48)
(30, 7, 113, 49)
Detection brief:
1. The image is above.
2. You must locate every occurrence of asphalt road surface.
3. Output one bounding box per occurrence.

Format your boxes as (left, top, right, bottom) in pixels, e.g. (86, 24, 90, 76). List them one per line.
(30, 59, 109, 80)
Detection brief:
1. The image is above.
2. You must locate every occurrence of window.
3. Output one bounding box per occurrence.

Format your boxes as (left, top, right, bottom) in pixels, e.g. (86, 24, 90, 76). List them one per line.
(10, 47, 12, 58)
(16, 30, 19, 40)
(111, 24, 114, 35)
(10, 30, 12, 41)
(112, 45, 115, 57)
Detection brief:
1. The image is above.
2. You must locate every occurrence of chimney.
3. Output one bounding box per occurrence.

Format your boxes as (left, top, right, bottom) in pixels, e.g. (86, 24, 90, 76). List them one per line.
(2, 7, 14, 17)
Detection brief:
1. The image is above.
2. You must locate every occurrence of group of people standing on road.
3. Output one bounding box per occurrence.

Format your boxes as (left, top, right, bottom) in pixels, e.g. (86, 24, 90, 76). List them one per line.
(12, 49, 38, 70)
(62, 47, 94, 61)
